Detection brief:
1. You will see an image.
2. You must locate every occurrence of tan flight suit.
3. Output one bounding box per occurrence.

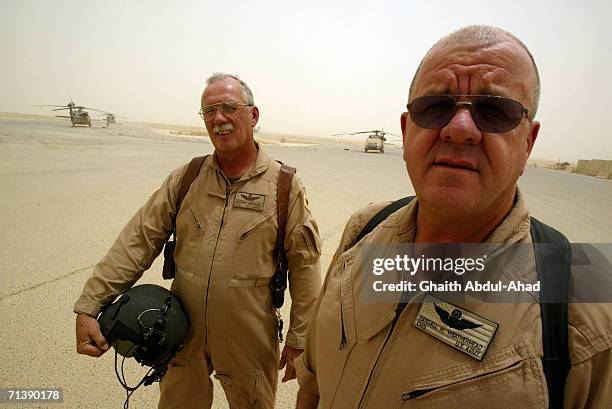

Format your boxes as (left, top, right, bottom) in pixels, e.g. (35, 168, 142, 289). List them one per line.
(74, 147, 322, 409)
(296, 192, 612, 408)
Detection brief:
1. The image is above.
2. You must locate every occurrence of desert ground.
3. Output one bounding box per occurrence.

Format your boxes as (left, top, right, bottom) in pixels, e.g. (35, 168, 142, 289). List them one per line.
(1, 114, 611, 408)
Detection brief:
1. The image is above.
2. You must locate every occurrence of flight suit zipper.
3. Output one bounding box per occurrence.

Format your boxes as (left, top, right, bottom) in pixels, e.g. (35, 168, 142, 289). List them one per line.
(356, 304, 405, 409)
(203, 181, 231, 347)
(401, 361, 522, 400)
(339, 283, 347, 350)
(340, 314, 347, 350)
(239, 212, 275, 240)
(190, 208, 202, 231)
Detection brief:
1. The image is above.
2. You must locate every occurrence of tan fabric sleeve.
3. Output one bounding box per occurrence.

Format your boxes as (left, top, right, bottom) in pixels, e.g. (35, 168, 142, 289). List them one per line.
(564, 348, 612, 407)
(295, 207, 372, 395)
(73, 167, 184, 316)
(294, 239, 342, 395)
(564, 302, 612, 407)
(295, 201, 400, 396)
(284, 177, 322, 349)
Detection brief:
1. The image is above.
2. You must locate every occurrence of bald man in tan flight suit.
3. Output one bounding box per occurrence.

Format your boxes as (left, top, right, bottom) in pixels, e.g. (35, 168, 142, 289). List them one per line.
(295, 26, 612, 408)
(74, 73, 322, 409)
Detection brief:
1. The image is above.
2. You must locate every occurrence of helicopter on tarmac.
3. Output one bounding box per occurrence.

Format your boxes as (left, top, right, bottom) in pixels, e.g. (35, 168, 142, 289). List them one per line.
(35, 101, 107, 127)
(99, 112, 126, 127)
(332, 129, 402, 154)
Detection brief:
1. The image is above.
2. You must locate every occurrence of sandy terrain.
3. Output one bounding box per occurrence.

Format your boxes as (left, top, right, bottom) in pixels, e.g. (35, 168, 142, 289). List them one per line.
(0, 115, 610, 408)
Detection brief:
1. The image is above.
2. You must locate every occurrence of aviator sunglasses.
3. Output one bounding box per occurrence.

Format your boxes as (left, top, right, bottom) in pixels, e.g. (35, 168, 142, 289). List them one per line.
(407, 94, 529, 133)
(199, 101, 253, 122)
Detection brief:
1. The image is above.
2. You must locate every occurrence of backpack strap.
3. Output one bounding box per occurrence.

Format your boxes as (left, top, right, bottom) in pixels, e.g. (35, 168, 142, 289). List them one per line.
(176, 156, 207, 214)
(530, 217, 572, 409)
(354, 196, 415, 244)
(270, 164, 296, 310)
(269, 163, 296, 343)
(162, 155, 207, 279)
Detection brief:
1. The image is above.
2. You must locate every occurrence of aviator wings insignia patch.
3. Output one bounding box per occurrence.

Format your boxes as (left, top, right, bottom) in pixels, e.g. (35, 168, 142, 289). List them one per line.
(413, 295, 498, 360)
(434, 304, 483, 330)
(234, 192, 266, 211)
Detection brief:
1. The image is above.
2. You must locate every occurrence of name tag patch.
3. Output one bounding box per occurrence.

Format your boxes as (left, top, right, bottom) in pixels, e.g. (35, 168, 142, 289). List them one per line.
(413, 295, 498, 360)
(234, 192, 266, 211)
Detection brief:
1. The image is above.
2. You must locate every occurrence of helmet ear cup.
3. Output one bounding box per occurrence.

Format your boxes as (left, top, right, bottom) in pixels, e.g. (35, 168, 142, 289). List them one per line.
(97, 285, 189, 368)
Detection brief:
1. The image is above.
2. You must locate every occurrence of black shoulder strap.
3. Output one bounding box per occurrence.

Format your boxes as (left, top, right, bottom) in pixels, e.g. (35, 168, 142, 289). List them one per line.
(354, 196, 415, 244)
(530, 217, 571, 409)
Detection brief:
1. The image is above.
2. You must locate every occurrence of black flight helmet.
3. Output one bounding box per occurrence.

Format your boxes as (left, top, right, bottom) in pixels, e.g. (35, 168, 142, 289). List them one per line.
(98, 284, 189, 368)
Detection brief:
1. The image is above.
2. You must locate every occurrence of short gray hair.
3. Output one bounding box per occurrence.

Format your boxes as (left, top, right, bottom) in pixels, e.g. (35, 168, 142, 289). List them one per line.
(409, 25, 540, 119)
(205, 72, 255, 105)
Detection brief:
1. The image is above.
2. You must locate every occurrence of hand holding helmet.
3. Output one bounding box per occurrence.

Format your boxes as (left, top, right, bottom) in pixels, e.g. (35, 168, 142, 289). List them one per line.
(76, 313, 109, 357)
(76, 284, 189, 408)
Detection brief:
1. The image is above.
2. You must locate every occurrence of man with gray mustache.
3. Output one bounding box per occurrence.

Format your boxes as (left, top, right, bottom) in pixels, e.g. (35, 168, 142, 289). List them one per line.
(74, 73, 322, 408)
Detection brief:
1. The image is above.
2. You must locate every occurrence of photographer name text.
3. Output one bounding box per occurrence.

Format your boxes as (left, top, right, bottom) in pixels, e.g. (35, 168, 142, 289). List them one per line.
(372, 280, 540, 293)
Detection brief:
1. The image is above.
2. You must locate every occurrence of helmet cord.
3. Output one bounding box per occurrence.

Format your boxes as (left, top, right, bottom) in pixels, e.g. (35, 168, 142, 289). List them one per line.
(113, 345, 154, 409)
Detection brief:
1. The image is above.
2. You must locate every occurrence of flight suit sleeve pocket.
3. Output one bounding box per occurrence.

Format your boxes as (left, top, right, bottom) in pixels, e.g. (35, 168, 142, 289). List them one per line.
(398, 342, 546, 408)
(300, 219, 322, 257)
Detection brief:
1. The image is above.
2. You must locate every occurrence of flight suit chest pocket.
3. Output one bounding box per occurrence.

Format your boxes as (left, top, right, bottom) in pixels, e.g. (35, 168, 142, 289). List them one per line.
(398, 342, 547, 409)
(232, 210, 277, 279)
(174, 203, 205, 274)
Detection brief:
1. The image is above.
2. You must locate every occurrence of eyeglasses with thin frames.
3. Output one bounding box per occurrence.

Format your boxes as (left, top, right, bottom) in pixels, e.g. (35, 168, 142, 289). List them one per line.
(198, 101, 253, 122)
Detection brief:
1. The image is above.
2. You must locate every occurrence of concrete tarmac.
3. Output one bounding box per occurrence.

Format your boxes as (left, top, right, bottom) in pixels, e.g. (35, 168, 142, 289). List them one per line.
(1, 116, 610, 408)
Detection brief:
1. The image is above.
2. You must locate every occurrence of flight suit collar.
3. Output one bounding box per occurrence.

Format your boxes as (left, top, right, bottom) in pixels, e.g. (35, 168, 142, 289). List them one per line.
(485, 188, 531, 244)
(391, 188, 531, 245)
(207, 142, 271, 181)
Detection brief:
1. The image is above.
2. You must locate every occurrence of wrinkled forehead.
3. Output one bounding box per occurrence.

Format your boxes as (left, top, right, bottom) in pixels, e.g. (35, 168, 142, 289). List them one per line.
(413, 40, 535, 104)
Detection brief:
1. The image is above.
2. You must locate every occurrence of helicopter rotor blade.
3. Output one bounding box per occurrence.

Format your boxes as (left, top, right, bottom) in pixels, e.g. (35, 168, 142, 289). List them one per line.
(335, 130, 400, 137)
(82, 107, 107, 113)
(383, 132, 402, 138)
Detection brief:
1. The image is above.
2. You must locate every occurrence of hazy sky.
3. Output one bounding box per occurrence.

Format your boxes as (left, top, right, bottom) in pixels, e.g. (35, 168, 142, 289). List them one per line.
(1, 0, 610, 162)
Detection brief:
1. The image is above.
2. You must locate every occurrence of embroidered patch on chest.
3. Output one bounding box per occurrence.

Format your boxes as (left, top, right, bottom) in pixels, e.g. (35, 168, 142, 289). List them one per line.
(234, 192, 266, 211)
(413, 295, 499, 360)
